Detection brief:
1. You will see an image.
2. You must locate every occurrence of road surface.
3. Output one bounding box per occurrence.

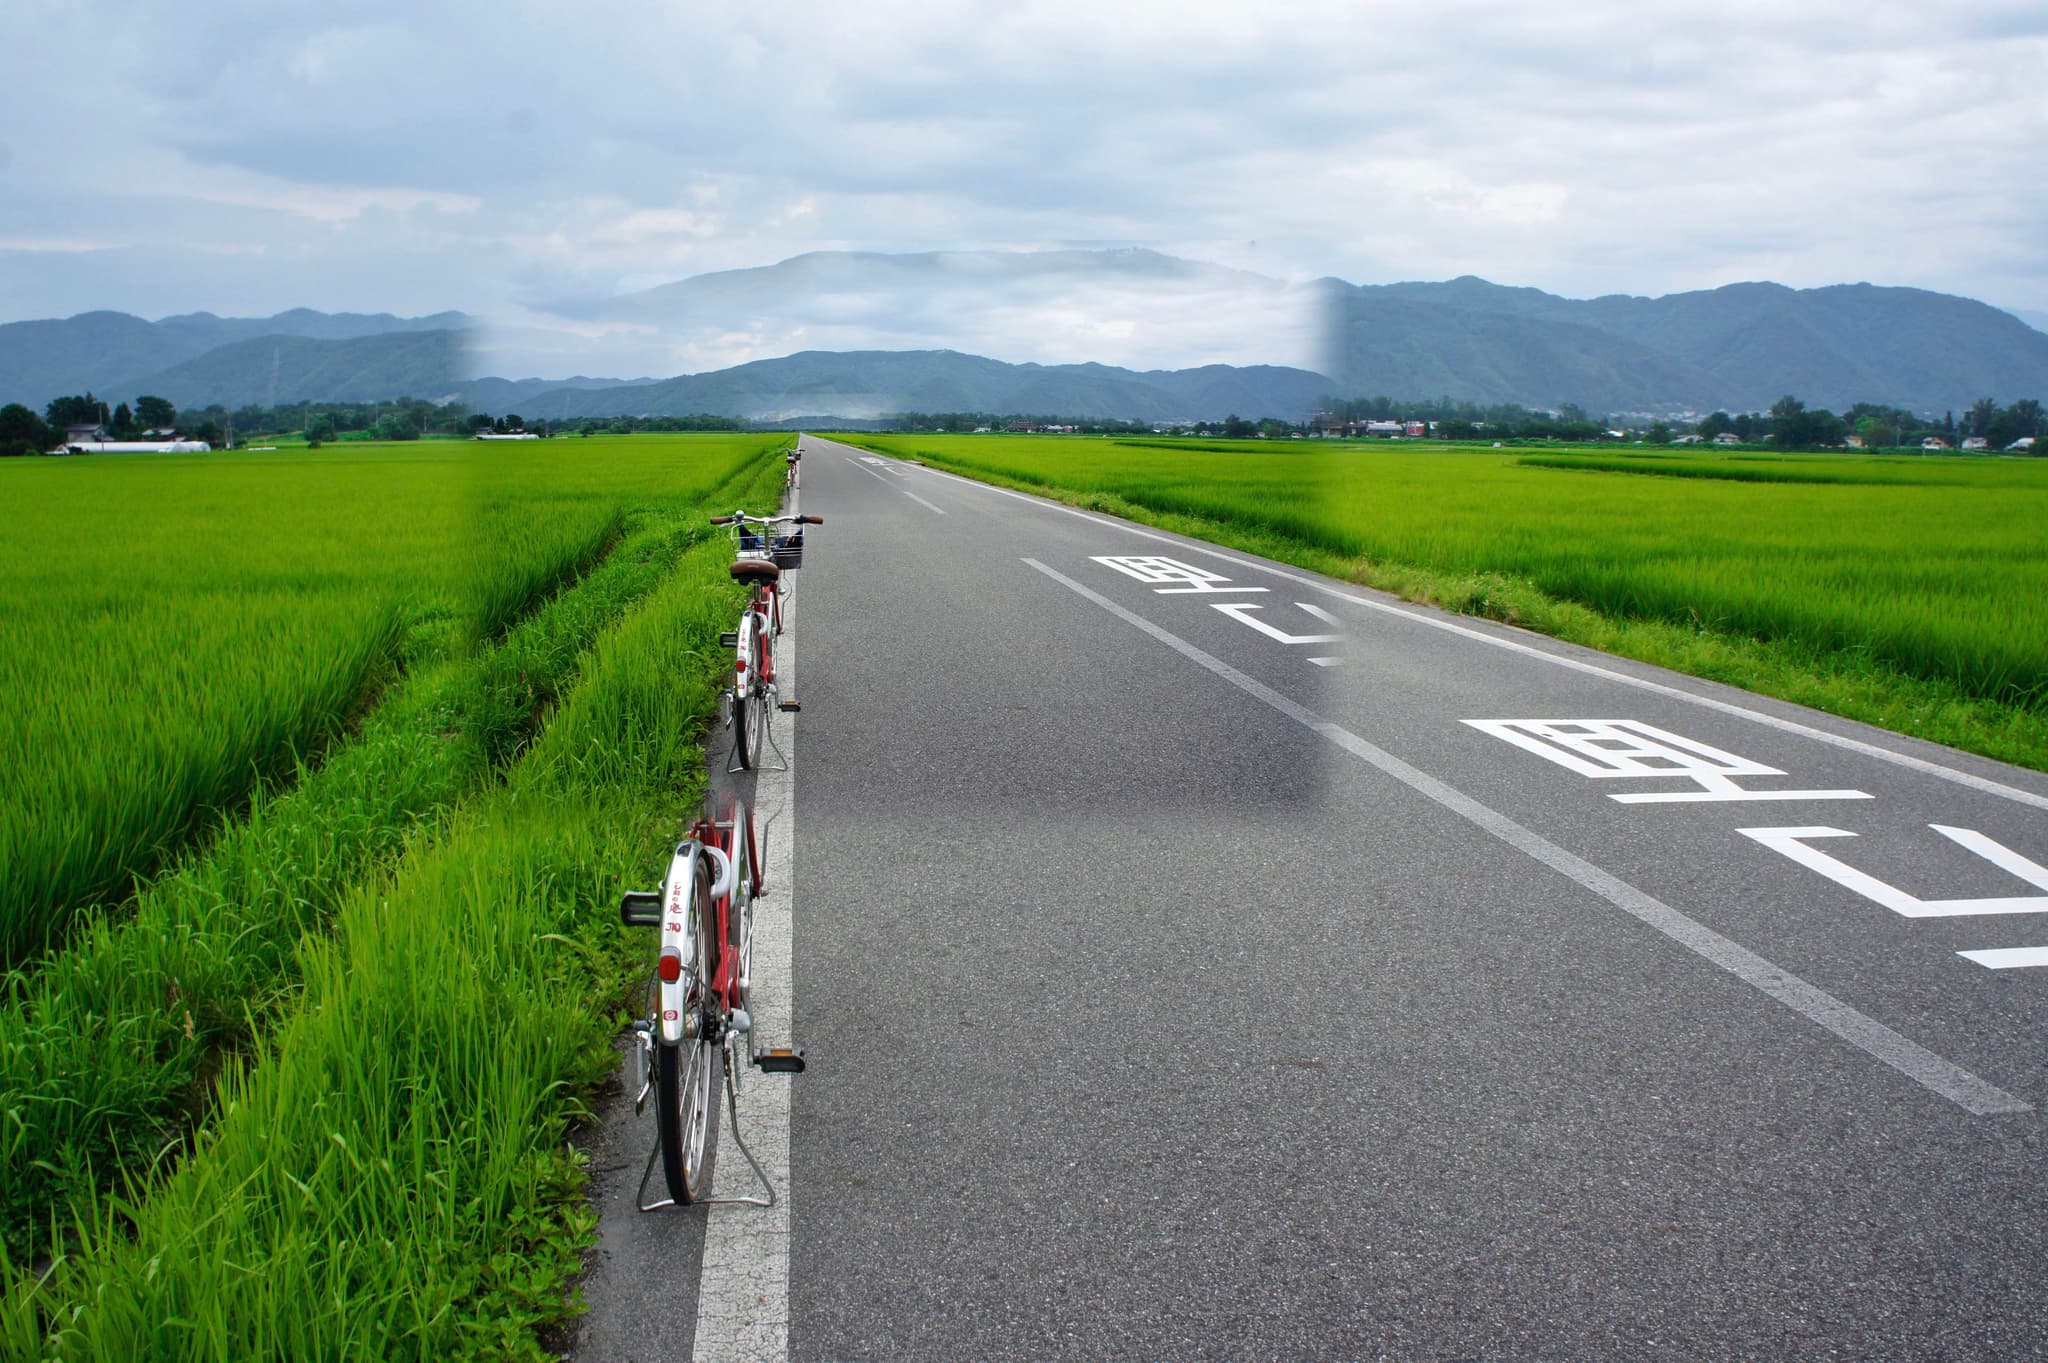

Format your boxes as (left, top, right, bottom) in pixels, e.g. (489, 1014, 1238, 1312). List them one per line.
(576, 434, 2048, 1362)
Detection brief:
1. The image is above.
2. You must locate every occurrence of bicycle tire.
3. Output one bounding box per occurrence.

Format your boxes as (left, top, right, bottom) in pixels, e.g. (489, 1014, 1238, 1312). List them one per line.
(734, 619, 769, 769)
(655, 857, 719, 1203)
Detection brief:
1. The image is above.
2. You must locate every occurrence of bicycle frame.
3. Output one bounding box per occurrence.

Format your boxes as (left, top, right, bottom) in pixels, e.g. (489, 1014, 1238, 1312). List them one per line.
(713, 511, 820, 771)
(621, 799, 788, 1212)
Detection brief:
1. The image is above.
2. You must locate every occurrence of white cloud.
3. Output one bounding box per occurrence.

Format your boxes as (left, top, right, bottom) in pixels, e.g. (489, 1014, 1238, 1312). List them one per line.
(0, 0, 2041, 345)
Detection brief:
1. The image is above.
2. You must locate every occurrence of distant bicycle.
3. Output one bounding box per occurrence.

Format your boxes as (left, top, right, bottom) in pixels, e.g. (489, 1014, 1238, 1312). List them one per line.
(620, 796, 802, 1209)
(785, 446, 800, 492)
(711, 510, 821, 770)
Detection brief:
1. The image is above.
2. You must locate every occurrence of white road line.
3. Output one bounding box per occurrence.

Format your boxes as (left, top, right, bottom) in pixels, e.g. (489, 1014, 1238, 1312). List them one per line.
(1960, 947, 2048, 970)
(1024, 556, 2032, 1118)
(691, 639, 798, 1363)
(845, 454, 946, 513)
(885, 456, 2048, 814)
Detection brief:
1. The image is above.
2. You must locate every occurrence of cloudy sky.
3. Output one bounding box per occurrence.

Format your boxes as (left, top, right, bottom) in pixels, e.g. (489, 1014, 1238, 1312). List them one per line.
(5, 0, 2044, 372)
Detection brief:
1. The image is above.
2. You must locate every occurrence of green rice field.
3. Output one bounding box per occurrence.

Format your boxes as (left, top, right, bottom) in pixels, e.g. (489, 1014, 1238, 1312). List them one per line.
(1, 434, 790, 1358)
(846, 435, 2048, 770)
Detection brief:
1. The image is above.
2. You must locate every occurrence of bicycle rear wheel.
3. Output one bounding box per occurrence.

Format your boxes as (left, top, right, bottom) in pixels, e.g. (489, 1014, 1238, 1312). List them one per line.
(655, 859, 719, 1203)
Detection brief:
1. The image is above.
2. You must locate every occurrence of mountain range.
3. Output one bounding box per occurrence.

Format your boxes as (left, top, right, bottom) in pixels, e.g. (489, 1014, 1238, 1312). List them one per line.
(1322, 277, 2048, 414)
(0, 309, 470, 410)
(5, 250, 2047, 421)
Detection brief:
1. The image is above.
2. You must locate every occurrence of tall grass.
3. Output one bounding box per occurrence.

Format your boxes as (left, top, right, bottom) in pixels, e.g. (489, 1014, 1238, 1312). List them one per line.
(854, 435, 2048, 767)
(0, 523, 765, 1360)
(0, 435, 786, 1268)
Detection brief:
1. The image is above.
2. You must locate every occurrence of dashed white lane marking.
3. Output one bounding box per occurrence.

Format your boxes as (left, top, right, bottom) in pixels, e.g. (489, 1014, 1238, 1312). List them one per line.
(845, 455, 946, 513)
(877, 453, 2048, 815)
(1960, 947, 2048, 970)
(691, 627, 799, 1363)
(1024, 555, 2032, 1118)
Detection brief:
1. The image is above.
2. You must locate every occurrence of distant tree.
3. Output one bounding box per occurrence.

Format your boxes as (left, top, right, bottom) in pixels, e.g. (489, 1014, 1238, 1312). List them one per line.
(110, 402, 136, 438)
(1221, 414, 1256, 439)
(1967, 397, 1999, 438)
(45, 394, 107, 430)
(467, 413, 494, 434)
(371, 409, 423, 441)
(0, 402, 54, 456)
(1697, 411, 1734, 440)
(305, 413, 337, 445)
(1644, 422, 1672, 445)
(134, 395, 178, 431)
(188, 419, 222, 446)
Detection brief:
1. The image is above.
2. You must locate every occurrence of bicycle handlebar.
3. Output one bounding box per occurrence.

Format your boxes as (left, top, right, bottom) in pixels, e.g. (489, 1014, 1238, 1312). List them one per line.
(712, 511, 817, 527)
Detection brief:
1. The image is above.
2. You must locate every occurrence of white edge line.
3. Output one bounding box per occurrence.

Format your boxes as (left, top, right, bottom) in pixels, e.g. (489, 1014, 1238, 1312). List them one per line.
(1023, 555, 2031, 1118)
(691, 626, 797, 1363)
(874, 451, 2048, 814)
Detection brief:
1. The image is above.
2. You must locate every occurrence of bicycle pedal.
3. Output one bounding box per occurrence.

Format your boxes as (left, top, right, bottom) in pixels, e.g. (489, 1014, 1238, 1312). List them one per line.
(777, 700, 801, 712)
(752, 1046, 806, 1074)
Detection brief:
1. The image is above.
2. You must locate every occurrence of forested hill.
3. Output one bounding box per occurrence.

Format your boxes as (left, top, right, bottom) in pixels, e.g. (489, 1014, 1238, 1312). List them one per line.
(1320, 277, 2048, 415)
(0, 310, 470, 408)
(8, 264, 2048, 419)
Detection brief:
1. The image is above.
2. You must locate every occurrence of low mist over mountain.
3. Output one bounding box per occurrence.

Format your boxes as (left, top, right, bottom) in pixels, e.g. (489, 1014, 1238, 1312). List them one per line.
(491, 350, 1334, 424)
(480, 248, 1321, 380)
(6, 250, 2047, 420)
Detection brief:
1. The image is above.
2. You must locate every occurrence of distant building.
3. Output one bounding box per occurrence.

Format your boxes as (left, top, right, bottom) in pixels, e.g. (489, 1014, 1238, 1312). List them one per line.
(2009, 436, 2037, 452)
(1921, 437, 1950, 450)
(1712, 432, 1742, 445)
(1961, 436, 1989, 451)
(1362, 420, 1404, 437)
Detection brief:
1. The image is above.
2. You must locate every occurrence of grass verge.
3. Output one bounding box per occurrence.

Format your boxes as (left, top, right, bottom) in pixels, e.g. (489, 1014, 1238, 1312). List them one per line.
(846, 437, 2048, 771)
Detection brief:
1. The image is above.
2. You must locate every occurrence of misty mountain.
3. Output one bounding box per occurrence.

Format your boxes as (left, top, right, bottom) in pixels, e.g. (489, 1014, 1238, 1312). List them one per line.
(504, 247, 1320, 379)
(7, 251, 2048, 420)
(0, 309, 471, 407)
(484, 350, 1335, 424)
(1324, 277, 2048, 414)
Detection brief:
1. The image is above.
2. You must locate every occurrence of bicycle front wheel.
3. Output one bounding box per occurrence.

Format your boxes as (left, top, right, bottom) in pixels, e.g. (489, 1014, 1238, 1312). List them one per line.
(734, 621, 769, 769)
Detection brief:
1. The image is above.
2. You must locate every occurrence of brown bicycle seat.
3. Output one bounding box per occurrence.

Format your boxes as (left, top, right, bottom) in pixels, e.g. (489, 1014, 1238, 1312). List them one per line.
(729, 558, 781, 584)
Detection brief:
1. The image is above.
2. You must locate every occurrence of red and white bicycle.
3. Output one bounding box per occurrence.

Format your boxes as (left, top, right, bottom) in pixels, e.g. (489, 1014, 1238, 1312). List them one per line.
(620, 795, 802, 1209)
(711, 511, 821, 771)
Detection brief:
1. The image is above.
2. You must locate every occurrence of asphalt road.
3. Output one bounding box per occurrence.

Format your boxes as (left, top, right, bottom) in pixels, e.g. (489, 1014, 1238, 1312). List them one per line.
(577, 434, 2048, 1363)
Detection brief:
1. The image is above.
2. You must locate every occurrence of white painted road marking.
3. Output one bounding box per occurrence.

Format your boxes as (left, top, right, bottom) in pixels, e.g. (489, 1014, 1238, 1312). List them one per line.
(1958, 947, 2048, 970)
(1024, 556, 2030, 1117)
(1092, 555, 1268, 594)
(691, 638, 799, 1363)
(846, 455, 946, 513)
(1210, 601, 1339, 645)
(903, 461, 2048, 814)
(1469, 719, 1872, 804)
(1739, 825, 2048, 918)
